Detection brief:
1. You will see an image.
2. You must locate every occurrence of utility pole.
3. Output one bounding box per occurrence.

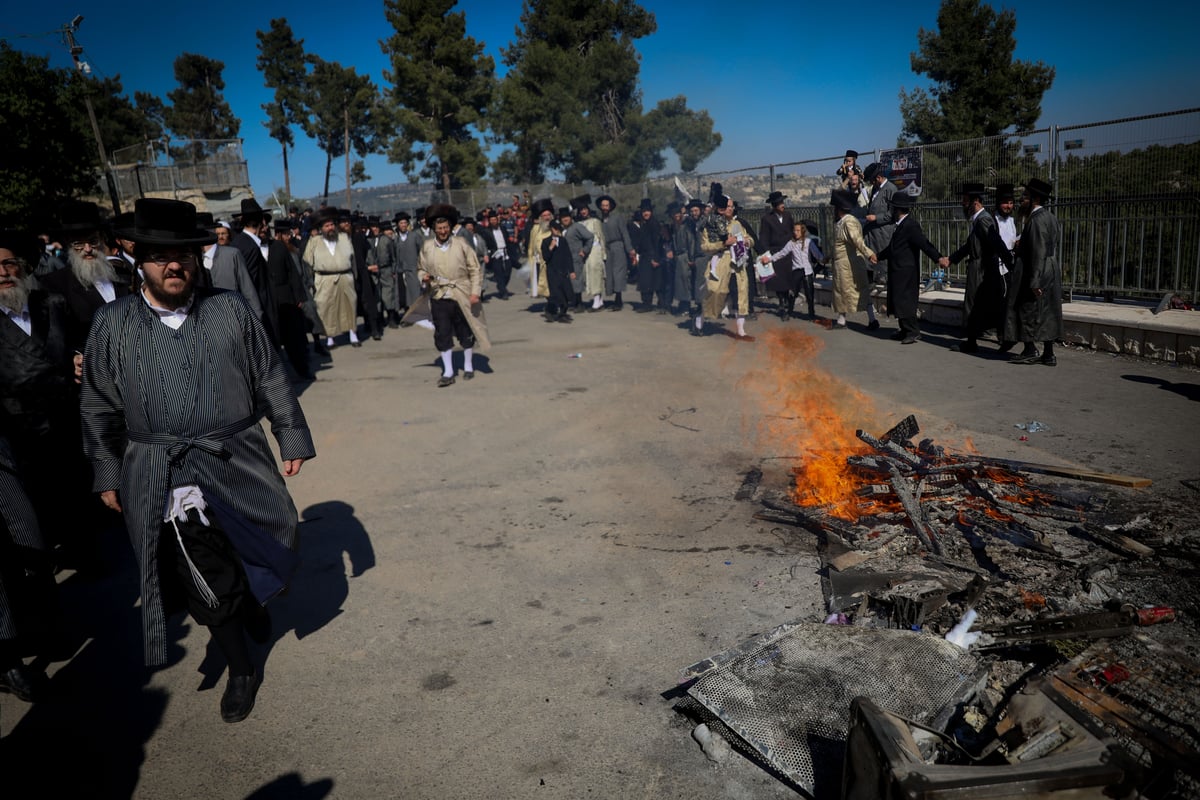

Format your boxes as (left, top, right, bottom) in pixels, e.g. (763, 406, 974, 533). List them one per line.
(61, 15, 122, 214)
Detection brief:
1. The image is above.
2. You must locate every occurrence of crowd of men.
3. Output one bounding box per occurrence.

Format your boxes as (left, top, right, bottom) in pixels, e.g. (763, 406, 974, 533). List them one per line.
(0, 169, 1062, 725)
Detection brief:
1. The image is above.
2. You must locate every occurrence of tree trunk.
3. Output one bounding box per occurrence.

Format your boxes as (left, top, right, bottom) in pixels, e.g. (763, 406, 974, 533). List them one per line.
(344, 106, 351, 211)
(323, 150, 332, 203)
(281, 141, 291, 199)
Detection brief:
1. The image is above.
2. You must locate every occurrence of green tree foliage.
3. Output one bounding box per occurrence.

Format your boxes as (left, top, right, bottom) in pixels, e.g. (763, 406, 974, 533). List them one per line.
(164, 53, 241, 160)
(303, 56, 387, 205)
(898, 0, 1055, 144)
(0, 43, 98, 226)
(76, 75, 163, 156)
(256, 19, 309, 197)
(492, 0, 720, 184)
(381, 0, 495, 190)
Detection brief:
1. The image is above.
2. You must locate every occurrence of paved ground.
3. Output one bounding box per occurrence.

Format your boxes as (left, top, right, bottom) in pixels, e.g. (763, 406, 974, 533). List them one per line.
(3, 284, 1198, 799)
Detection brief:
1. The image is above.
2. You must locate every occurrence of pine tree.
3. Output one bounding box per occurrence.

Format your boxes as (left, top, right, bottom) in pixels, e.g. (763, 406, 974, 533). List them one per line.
(898, 0, 1055, 144)
(256, 19, 309, 197)
(380, 0, 495, 191)
(303, 56, 386, 206)
(163, 54, 241, 160)
(492, 0, 719, 184)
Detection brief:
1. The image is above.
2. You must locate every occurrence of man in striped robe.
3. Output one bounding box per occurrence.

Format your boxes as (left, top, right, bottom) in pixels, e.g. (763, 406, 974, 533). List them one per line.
(80, 199, 315, 723)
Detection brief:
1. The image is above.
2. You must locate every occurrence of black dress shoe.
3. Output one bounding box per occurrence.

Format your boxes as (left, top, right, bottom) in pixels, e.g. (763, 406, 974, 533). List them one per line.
(609, 303, 623, 311)
(0, 664, 44, 703)
(371, 333, 383, 341)
(556, 314, 573, 323)
(868, 319, 880, 330)
(1039, 355, 1057, 366)
(463, 370, 475, 380)
(1010, 351, 1041, 364)
(901, 334, 921, 344)
(351, 340, 362, 348)
(221, 671, 262, 723)
(437, 375, 456, 387)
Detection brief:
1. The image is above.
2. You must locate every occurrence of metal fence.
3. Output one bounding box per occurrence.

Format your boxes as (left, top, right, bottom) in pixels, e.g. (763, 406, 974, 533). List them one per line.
(107, 139, 250, 208)
(322, 109, 1200, 302)
(724, 109, 1200, 301)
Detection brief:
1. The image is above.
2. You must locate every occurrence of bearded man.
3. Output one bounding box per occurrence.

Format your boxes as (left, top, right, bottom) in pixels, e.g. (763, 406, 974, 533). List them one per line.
(0, 229, 93, 566)
(302, 208, 360, 348)
(80, 199, 314, 723)
(39, 200, 133, 352)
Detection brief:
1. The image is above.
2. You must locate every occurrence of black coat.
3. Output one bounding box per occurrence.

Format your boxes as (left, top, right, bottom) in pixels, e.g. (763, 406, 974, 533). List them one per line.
(877, 214, 942, 320)
(38, 267, 133, 352)
(757, 209, 794, 257)
(266, 240, 307, 307)
(629, 218, 660, 293)
(231, 231, 279, 341)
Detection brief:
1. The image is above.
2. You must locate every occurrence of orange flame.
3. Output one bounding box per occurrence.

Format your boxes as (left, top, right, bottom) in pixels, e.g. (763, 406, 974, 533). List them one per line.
(741, 328, 884, 521)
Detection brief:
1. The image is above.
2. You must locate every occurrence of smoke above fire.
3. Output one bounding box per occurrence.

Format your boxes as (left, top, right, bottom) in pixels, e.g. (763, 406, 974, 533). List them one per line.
(740, 328, 887, 521)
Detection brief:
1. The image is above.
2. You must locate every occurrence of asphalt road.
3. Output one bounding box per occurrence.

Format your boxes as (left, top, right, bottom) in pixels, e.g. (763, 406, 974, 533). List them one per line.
(3, 285, 1198, 799)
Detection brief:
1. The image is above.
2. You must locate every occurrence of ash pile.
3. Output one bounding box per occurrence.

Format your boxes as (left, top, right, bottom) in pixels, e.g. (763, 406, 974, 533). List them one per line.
(674, 415, 1200, 799)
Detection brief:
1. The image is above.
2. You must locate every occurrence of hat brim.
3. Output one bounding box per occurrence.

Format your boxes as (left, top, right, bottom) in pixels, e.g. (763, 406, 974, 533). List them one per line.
(114, 227, 216, 246)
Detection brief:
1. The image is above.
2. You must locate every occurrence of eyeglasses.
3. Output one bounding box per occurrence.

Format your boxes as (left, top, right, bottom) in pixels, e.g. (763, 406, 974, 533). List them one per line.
(142, 252, 197, 268)
(70, 238, 103, 251)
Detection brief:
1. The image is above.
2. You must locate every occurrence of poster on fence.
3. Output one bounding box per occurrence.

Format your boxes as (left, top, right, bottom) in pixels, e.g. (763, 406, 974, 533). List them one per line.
(880, 147, 923, 197)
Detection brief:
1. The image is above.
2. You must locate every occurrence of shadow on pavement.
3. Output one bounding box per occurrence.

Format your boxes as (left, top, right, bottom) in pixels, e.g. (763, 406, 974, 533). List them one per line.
(1121, 373, 1200, 402)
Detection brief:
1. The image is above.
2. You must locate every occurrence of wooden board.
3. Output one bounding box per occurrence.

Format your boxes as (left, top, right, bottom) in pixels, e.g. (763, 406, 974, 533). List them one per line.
(984, 458, 1152, 488)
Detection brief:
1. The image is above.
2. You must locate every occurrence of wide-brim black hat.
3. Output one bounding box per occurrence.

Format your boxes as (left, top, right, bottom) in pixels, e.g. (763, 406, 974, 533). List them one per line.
(863, 162, 888, 182)
(994, 183, 1015, 200)
(890, 191, 917, 209)
(1024, 178, 1053, 198)
(316, 208, 339, 225)
(116, 199, 216, 246)
(57, 200, 104, 235)
(570, 193, 592, 211)
(595, 195, 617, 210)
(829, 189, 856, 212)
(394, 211, 411, 222)
(666, 201, 682, 215)
(240, 198, 266, 222)
(196, 211, 217, 228)
(424, 203, 459, 228)
(686, 199, 704, 210)
(530, 198, 555, 218)
(638, 198, 654, 212)
(766, 191, 787, 206)
(0, 229, 42, 270)
(844, 149, 858, 159)
(959, 182, 986, 197)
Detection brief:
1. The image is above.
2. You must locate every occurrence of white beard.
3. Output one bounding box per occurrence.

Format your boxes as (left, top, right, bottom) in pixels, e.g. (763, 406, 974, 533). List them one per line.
(68, 247, 117, 287)
(0, 272, 35, 311)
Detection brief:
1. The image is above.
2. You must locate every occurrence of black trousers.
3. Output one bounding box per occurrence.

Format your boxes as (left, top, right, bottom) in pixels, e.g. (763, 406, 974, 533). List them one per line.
(546, 266, 574, 315)
(492, 255, 512, 294)
(161, 511, 249, 627)
(654, 261, 675, 309)
(431, 297, 475, 351)
(278, 303, 311, 376)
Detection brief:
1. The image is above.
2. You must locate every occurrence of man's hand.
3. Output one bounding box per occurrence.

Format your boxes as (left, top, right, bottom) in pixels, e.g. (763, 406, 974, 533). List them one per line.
(865, 215, 876, 223)
(869, 254, 879, 265)
(469, 294, 481, 306)
(938, 256, 951, 268)
(100, 490, 122, 512)
(569, 272, 576, 280)
(283, 458, 306, 477)
(73, 352, 83, 383)
(368, 264, 379, 273)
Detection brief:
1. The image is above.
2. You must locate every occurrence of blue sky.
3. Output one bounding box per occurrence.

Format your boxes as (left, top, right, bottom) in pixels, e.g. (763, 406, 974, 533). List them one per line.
(5, 1, 1198, 201)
